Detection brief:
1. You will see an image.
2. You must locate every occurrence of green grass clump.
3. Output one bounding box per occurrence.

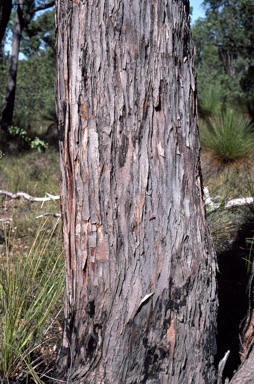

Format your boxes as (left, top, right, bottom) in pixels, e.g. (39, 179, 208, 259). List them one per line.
(0, 220, 64, 382)
(200, 109, 254, 165)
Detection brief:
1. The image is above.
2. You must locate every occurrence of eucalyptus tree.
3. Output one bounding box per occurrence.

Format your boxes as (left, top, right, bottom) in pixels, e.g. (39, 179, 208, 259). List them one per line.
(56, 0, 218, 382)
(0, 0, 54, 133)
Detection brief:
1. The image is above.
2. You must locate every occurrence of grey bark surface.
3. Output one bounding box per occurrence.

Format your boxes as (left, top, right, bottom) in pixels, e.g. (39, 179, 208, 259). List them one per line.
(56, 0, 218, 383)
(229, 346, 254, 384)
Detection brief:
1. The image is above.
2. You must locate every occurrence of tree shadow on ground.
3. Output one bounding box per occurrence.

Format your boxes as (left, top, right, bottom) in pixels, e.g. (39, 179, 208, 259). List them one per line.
(215, 209, 254, 381)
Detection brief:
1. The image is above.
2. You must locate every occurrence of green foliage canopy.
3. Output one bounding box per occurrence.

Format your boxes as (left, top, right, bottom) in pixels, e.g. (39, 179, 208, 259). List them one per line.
(0, 7, 55, 143)
(192, 0, 254, 105)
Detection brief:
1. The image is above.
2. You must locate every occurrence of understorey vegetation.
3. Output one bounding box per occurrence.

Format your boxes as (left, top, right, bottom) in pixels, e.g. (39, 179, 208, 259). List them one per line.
(193, 1, 254, 379)
(0, 150, 63, 383)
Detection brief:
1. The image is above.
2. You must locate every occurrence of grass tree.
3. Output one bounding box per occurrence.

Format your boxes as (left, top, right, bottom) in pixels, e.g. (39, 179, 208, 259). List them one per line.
(200, 109, 254, 165)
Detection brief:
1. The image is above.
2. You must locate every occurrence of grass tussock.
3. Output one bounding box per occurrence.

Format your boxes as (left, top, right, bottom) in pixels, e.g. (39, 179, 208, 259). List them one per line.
(0, 219, 64, 383)
(0, 149, 63, 383)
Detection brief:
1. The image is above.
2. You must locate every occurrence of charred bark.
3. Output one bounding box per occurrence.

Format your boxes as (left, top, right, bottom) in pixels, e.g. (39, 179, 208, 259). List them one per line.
(56, 1, 218, 383)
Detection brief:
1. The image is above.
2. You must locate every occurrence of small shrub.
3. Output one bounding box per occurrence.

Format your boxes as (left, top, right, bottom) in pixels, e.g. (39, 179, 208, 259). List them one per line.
(8, 126, 48, 153)
(30, 137, 48, 153)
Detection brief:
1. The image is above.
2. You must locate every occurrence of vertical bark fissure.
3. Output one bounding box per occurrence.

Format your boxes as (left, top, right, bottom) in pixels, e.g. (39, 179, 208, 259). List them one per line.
(56, 1, 218, 382)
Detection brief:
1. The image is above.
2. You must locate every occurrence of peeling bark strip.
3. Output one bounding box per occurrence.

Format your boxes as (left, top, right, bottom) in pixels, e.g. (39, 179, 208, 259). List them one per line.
(56, 1, 218, 383)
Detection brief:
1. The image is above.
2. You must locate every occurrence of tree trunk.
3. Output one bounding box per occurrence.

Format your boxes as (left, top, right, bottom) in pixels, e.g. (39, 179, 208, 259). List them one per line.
(56, 1, 218, 383)
(0, 0, 12, 46)
(1, 0, 55, 132)
(1, 1, 23, 131)
(229, 346, 254, 384)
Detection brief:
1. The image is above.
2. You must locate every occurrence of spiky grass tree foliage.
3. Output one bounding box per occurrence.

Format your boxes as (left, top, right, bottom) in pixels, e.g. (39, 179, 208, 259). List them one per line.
(200, 109, 254, 165)
(198, 83, 224, 120)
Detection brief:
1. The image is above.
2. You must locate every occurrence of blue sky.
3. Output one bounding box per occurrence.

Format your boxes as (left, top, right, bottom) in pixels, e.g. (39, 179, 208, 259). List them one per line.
(6, 1, 205, 55)
(190, 0, 206, 22)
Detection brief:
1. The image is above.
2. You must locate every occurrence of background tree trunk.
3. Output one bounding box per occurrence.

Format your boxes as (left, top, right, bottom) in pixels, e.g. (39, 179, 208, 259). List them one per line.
(1, 1, 23, 131)
(1, 0, 55, 132)
(56, 0, 218, 382)
(0, 0, 12, 45)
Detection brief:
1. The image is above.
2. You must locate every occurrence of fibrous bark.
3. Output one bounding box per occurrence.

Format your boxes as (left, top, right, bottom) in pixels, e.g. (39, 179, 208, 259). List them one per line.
(56, 1, 218, 383)
(229, 346, 254, 384)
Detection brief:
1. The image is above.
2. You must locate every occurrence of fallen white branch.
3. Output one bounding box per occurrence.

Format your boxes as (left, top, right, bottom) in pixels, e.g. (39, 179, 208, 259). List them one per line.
(203, 187, 254, 210)
(35, 212, 61, 219)
(0, 217, 12, 223)
(225, 197, 254, 209)
(0, 190, 60, 202)
(203, 187, 218, 209)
